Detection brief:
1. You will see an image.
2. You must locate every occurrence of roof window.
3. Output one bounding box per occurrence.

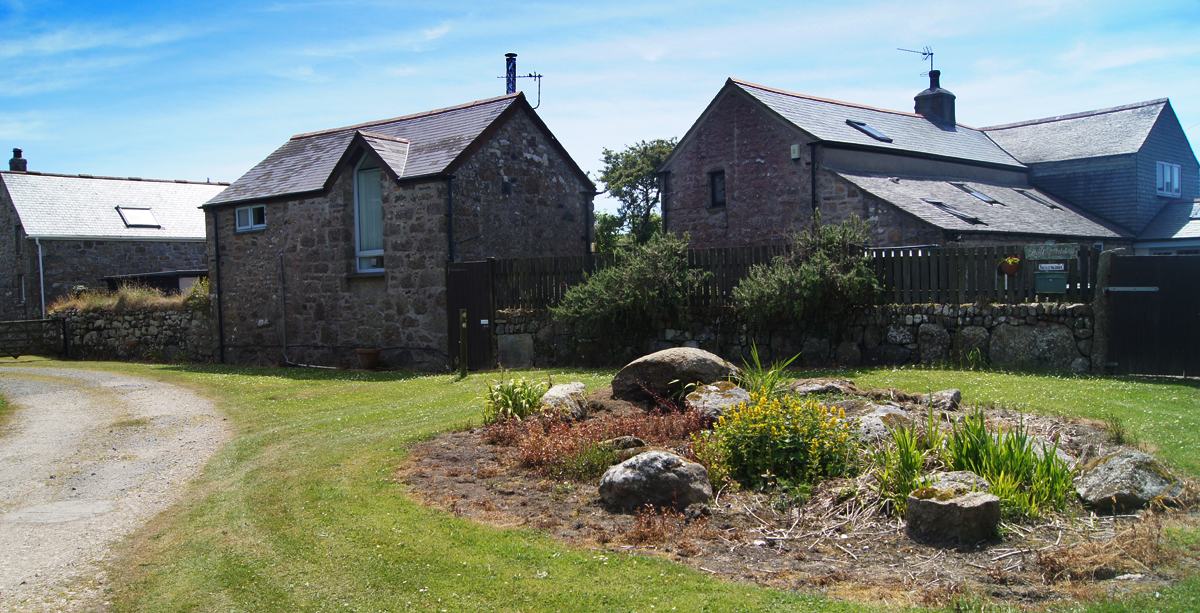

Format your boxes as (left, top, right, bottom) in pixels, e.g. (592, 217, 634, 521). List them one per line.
(1191, 203, 1200, 220)
(922, 199, 983, 224)
(951, 182, 1002, 205)
(116, 207, 159, 228)
(1015, 189, 1061, 210)
(846, 119, 893, 142)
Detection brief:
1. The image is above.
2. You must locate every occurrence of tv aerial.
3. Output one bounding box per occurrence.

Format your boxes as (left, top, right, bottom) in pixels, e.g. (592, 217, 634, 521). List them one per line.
(498, 53, 543, 109)
(898, 46, 934, 76)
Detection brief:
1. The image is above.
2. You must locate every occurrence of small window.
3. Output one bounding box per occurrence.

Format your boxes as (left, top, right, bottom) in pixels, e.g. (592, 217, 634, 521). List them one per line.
(709, 170, 726, 208)
(1016, 189, 1061, 210)
(17, 274, 24, 305)
(846, 119, 893, 142)
(951, 182, 1002, 205)
(1190, 203, 1200, 219)
(235, 205, 267, 232)
(1157, 161, 1182, 197)
(922, 198, 983, 224)
(116, 207, 159, 228)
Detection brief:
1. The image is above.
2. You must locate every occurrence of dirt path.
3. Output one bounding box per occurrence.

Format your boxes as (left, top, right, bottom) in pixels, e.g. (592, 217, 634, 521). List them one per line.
(0, 366, 230, 612)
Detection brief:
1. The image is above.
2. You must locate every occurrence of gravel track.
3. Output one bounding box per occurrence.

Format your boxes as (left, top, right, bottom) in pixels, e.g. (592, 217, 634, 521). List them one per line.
(0, 367, 230, 612)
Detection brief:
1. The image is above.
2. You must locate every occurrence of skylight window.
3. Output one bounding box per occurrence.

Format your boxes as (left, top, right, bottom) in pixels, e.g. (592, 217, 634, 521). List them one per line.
(116, 207, 159, 228)
(1191, 203, 1200, 220)
(922, 199, 983, 224)
(951, 182, 1002, 205)
(846, 119, 893, 142)
(1015, 189, 1061, 210)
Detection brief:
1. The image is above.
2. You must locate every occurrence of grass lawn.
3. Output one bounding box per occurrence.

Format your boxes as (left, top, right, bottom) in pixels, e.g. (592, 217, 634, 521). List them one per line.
(2, 358, 1198, 612)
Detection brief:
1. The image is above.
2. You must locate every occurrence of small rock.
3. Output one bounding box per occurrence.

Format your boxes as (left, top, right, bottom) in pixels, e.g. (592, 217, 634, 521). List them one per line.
(541, 382, 588, 420)
(788, 378, 858, 396)
(686, 381, 750, 420)
(598, 451, 712, 510)
(907, 490, 1000, 545)
(600, 436, 646, 451)
(1075, 449, 1184, 510)
(926, 470, 991, 494)
(930, 389, 962, 411)
(854, 404, 913, 442)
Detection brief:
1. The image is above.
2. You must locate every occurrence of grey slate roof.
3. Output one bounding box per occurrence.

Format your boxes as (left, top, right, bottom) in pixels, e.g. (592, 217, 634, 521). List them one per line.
(359, 132, 411, 178)
(1137, 200, 1200, 240)
(835, 171, 1131, 239)
(731, 79, 1024, 169)
(982, 99, 1167, 164)
(2, 172, 224, 240)
(207, 94, 519, 206)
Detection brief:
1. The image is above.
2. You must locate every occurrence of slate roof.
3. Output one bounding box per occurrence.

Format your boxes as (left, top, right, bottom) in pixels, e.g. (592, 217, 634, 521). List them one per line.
(2, 172, 224, 240)
(730, 79, 1024, 169)
(1137, 199, 1200, 241)
(982, 99, 1167, 164)
(208, 94, 530, 206)
(835, 171, 1131, 239)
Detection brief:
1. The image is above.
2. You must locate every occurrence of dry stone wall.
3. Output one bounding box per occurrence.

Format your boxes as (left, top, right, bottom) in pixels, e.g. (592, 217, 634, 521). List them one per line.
(53, 309, 214, 362)
(494, 303, 1096, 373)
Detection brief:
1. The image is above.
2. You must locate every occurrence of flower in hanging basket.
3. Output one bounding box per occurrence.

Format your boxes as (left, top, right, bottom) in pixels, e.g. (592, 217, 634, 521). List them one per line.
(998, 255, 1021, 276)
(1001, 256, 1021, 266)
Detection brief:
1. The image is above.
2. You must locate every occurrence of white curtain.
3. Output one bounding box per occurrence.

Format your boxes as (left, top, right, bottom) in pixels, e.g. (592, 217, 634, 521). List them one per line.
(357, 167, 383, 254)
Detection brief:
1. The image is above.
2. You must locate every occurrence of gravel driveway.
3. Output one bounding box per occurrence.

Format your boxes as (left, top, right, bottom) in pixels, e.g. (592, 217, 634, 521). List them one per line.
(0, 366, 230, 612)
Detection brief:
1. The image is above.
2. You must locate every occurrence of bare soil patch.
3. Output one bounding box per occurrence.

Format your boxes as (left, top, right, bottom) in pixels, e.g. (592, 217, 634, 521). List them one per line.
(400, 390, 1200, 608)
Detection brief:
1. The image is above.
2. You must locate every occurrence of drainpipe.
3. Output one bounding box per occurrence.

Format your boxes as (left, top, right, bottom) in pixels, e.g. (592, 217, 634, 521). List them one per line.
(209, 208, 226, 364)
(446, 175, 455, 263)
(807, 141, 822, 214)
(35, 238, 45, 316)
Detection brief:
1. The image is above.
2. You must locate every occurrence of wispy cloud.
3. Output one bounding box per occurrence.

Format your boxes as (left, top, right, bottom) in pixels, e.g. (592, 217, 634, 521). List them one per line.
(0, 24, 197, 60)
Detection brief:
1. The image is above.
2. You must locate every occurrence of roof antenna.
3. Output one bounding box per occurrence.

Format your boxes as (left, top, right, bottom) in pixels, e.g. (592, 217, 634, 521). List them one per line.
(897, 46, 934, 75)
(497, 53, 544, 109)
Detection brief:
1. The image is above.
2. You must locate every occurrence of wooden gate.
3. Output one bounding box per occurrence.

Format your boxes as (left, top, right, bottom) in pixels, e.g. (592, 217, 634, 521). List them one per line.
(447, 261, 494, 371)
(0, 319, 66, 359)
(1107, 255, 1200, 376)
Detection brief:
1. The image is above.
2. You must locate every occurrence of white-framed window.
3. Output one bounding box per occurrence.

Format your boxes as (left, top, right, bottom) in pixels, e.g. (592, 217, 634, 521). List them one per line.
(354, 157, 384, 272)
(1157, 161, 1182, 197)
(235, 205, 266, 232)
(117, 206, 160, 228)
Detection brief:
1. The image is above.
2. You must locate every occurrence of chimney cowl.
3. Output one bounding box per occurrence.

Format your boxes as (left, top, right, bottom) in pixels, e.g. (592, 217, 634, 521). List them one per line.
(914, 70, 956, 125)
(9, 148, 26, 172)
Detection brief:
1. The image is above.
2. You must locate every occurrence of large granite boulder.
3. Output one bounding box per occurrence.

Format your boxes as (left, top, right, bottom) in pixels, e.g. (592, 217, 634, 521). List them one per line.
(541, 382, 588, 420)
(598, 451, 712, 510)
(685, 380, 750, 420)
(611, 348, 741, 402)
(918, 323, 951, 362)
(1075, 449, 1184, 510)
(952, 326, 989, 364)
(990, 322, 1078, 371)
(907, 489, 1000, 545)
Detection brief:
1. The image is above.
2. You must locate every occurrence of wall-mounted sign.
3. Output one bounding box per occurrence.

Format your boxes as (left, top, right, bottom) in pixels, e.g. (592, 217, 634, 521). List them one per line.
(1038, 263, 1065, 271)
(1024, 244, 1078, 260)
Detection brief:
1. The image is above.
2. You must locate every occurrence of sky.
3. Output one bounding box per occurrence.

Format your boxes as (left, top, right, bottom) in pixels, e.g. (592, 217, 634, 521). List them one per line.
(3, 0, 1200, 215)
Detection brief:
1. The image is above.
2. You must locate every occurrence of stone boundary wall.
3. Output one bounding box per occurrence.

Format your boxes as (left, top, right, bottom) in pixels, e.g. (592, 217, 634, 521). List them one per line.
(53, 309, 215, 363)
(495, 303, 1096, 374)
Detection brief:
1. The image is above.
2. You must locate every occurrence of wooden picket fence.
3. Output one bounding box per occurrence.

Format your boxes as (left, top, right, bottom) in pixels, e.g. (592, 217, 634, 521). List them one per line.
(487, 244, 1101, 311)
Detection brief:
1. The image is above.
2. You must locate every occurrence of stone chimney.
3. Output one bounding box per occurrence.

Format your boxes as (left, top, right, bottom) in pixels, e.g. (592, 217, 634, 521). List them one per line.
(9, 148, 26, 172)
(914, 70, 956, 125)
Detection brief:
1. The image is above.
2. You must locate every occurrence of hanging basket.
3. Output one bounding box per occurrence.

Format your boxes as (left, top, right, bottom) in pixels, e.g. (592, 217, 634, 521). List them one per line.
(998, 260, 1021, 276)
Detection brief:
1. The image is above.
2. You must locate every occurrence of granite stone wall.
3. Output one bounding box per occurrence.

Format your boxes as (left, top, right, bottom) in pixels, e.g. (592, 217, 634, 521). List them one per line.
(494, 303, 1097, 374)
(54, 308, 214, 362)
(209, 107, 593, 370)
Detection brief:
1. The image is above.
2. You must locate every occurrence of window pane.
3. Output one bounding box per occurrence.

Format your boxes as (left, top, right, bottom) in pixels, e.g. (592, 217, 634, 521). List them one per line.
(357, 168, 383, 254)
(253, 206, 266, 226)
(1172, 165, 1181, 195)
(1158, 163, 1166, 191)
(118, 207, 159, 227)
(237, 208, 250, 228)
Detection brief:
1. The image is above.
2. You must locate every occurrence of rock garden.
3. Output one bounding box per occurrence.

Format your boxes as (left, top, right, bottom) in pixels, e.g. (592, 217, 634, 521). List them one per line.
(400, 347, 1200, 608)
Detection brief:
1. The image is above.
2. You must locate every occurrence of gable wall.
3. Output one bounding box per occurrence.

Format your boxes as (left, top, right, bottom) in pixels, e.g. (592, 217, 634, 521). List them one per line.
(0, 180, 36, 320)
(1134, 105, 1200, 233)
(661, 89, 815, 248)
(452, 108, 593, 260)
(1024, 154, 1138, 231)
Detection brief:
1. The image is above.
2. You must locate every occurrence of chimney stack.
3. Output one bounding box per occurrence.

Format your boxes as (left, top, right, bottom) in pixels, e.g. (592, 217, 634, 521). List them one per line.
(505, 53, 517, 95)
(9, 148, 26, 172)
(914, 70, 956, 125)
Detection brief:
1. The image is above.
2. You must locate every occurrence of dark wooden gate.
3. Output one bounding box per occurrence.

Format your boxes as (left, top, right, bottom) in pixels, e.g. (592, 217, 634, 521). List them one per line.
(447, 261, 494, 371)
(1107, 255, 1200, 376)
(0, 319, 66, 359)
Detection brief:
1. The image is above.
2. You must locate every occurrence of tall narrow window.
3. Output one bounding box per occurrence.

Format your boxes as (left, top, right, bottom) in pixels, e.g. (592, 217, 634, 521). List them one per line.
(1157, 161, 1182, 197)
(355, 158, 384, 272)
(17, 274, 24, 305)
(708, 170, 726, 208)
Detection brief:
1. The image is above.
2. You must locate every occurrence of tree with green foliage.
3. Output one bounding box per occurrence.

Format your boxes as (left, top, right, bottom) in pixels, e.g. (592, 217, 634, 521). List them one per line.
(593, 212, 662, 254)
(551, 232, 709, 329)
(598, 138, 677, 245)
(732, 213, 879, 327)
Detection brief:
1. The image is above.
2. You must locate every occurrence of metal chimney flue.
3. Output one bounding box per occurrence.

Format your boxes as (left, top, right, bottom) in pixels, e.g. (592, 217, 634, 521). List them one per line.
(505, 53, 517, 95)
(9, 148, 26, 172)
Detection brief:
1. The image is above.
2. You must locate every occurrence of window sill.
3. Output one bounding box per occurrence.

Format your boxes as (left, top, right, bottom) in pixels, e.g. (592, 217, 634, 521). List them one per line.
(235, 227, 267, 234)
(347, 271, 385, 279)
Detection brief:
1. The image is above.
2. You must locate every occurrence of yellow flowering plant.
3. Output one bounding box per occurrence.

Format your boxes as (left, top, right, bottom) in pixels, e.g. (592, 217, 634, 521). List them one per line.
(715, 393, 859, 488)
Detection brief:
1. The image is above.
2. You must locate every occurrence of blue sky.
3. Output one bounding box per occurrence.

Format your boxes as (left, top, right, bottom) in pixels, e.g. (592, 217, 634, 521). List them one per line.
(3, 0, 1200, 214)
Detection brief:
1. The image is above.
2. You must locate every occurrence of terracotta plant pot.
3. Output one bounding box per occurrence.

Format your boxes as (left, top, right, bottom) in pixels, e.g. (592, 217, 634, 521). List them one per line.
(998, 261, 1020, 276)
(356, 347, 381, 370)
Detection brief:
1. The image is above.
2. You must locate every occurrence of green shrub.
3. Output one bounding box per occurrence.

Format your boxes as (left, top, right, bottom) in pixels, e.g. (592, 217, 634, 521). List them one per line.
(941, 410, 1075, 517)
(687, 429, 731, 490)
(715, 393, 858, 489)
(870, 424, 929, 516)
(185, 277, 211, 313)
(550, 232, 711, 329)
(481, 379, 548, 425)
(736, 343, 798, 399)
(731, 213, 879, 327)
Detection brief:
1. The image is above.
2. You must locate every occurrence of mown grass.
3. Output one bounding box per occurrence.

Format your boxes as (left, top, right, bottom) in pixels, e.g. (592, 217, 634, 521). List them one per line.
(2, 360, 1198, 612)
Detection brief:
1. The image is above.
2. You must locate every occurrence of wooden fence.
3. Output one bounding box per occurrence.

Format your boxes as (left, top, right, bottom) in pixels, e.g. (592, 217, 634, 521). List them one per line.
(488, 244, 1101, 311)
